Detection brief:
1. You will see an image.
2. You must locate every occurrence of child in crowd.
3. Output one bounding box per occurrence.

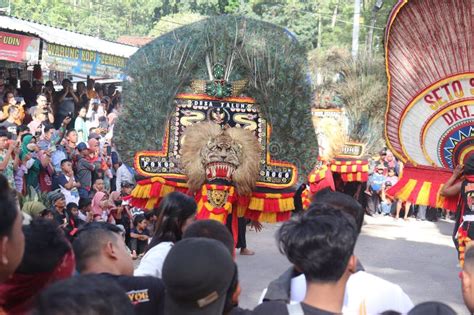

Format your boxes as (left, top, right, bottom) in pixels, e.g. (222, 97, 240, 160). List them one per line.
(380, 181, 394, 216)
(39, 209, 54, 220)
(130, 214, 150, 259)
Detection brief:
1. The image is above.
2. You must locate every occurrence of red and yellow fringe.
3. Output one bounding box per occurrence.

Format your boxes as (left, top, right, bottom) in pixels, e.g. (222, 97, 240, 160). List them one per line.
(386, 164, 458, 211)
(130, 176, 189, 209)
(245, 191, 294, 223)
(307, 165, 335, 194)
(129, 176, 295, 223)
(330, 160, 369, 182)
(301, 188, 311, 209)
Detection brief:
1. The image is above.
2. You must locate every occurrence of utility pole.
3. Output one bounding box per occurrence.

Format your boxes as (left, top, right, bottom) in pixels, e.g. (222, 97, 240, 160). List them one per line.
(317, 13, 322, 48)
(366, 0, 384, 59)
(351, 0, 361, 58)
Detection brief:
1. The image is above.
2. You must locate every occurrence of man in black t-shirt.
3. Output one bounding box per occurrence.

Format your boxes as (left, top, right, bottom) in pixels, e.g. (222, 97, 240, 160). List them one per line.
(252, 207, 358, 315)
(0, 106, 20, 137)
(72, 222, 165, 315)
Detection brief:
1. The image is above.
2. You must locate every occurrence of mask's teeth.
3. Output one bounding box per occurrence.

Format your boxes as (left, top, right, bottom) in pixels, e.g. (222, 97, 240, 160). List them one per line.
(211, 165, 217, 177)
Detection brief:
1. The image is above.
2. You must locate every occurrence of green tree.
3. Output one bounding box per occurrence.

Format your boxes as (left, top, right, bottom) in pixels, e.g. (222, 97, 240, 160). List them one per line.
(149, 12, 206, 37)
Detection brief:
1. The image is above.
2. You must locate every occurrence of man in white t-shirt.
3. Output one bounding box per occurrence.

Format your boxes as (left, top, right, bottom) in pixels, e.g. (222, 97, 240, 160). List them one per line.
(260, 190, 413, 315)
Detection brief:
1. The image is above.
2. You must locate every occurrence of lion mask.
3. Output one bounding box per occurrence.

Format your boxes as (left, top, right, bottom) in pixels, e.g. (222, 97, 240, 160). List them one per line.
(180, 122, 261, 196)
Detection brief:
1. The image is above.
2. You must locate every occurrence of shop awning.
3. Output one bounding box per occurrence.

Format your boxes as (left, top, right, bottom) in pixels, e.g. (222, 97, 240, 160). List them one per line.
(0, 15, 137, 58)
(0, 15, 139, 79)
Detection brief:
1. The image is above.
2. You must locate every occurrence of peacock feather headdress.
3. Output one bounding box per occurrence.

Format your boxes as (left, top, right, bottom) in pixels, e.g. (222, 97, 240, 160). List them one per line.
(114, 16, 317, 181)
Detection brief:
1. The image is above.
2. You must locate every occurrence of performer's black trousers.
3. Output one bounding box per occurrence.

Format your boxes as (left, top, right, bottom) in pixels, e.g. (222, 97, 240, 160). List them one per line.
(226, 214, 248, 249)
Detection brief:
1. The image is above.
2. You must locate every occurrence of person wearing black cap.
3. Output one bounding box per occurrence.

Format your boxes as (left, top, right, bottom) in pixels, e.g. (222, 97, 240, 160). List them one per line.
(48, 189, 72, 236)
(441, 156, 474, 267)
(162, 238, 239, 315)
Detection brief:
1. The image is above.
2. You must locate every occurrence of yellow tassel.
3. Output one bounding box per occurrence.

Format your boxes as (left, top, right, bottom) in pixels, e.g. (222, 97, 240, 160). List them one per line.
(160, 184, 175, 197)
(237, 205, 247, 217)
(209, 213, 226, 223)
(134, 185, 143, 198)
(249, 197, 264, 211)
(436, 185, 446, 208)
(415, 181, 431, 205)
(259, 212, 277, 223)
(145, 197, 158, 209)
(258, 193, 283, 198)
(151, 177, 164, 183)
(131, 186, 140, 198)
(397, 179, 417, 201)
(278, 198, 295, 211)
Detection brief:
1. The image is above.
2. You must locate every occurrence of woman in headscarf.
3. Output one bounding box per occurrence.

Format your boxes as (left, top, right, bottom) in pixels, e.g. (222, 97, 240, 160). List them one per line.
(20, 135, 41, 192)
(91, 191, 110, 222)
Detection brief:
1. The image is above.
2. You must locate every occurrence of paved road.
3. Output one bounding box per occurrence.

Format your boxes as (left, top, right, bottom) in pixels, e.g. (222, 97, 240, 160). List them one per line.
(236, 215, 467, 314)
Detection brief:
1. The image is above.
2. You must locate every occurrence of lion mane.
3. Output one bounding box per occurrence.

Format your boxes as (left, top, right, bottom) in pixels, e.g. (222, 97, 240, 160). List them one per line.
(180, 122, 262, 196)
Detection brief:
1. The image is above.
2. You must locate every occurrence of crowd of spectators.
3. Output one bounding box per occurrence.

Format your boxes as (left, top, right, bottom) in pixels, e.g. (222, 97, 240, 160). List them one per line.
(0, 77, 144, 252)
(366, 149, 452, 222)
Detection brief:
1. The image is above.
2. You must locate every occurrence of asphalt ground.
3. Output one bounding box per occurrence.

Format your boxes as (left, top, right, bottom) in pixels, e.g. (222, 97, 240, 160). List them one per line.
(235, 215, 467, 314)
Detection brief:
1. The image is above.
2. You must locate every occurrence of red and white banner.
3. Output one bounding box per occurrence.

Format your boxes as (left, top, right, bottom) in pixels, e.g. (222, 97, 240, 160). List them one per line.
(0, 31, 40, 64)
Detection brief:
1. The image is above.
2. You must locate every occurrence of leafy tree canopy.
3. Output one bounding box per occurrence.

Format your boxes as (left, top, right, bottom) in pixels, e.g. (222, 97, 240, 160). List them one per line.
(9, 0, 397, 55)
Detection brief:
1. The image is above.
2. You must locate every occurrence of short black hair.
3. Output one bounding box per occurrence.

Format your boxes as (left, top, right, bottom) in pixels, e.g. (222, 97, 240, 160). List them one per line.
(144, 211, 156, 220)
(183, 219, 234, 256)
(60, 159, 72, 166)
(65, 129, 77, 137)
(66, 202, 78, 212)
(39, 209, 53, 218)
(78, 198, 91, 209)
(73, 222, 122, 272)
(407, 301, 456, 315)
(32, 274, 134, 315)
(16, 218, 70, 274)
(277, 205, 357, 282)
(133, 214, 146, 227)
(0, 129, 9, 139)
(0, 174, 19, 236)
(310, 189, 364, 233)
(43, 124, 55, 133)
(16, 124, 29, 135)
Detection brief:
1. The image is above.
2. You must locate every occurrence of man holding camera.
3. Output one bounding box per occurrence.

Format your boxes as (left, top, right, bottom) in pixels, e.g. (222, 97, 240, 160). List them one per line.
(54, 79, 78, 129)
(29, 94, 54, 125)
(0, 130, 19, 188)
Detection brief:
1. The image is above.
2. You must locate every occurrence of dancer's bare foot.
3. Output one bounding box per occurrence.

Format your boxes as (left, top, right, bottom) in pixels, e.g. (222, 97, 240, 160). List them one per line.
(240, 248, 255, 256)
